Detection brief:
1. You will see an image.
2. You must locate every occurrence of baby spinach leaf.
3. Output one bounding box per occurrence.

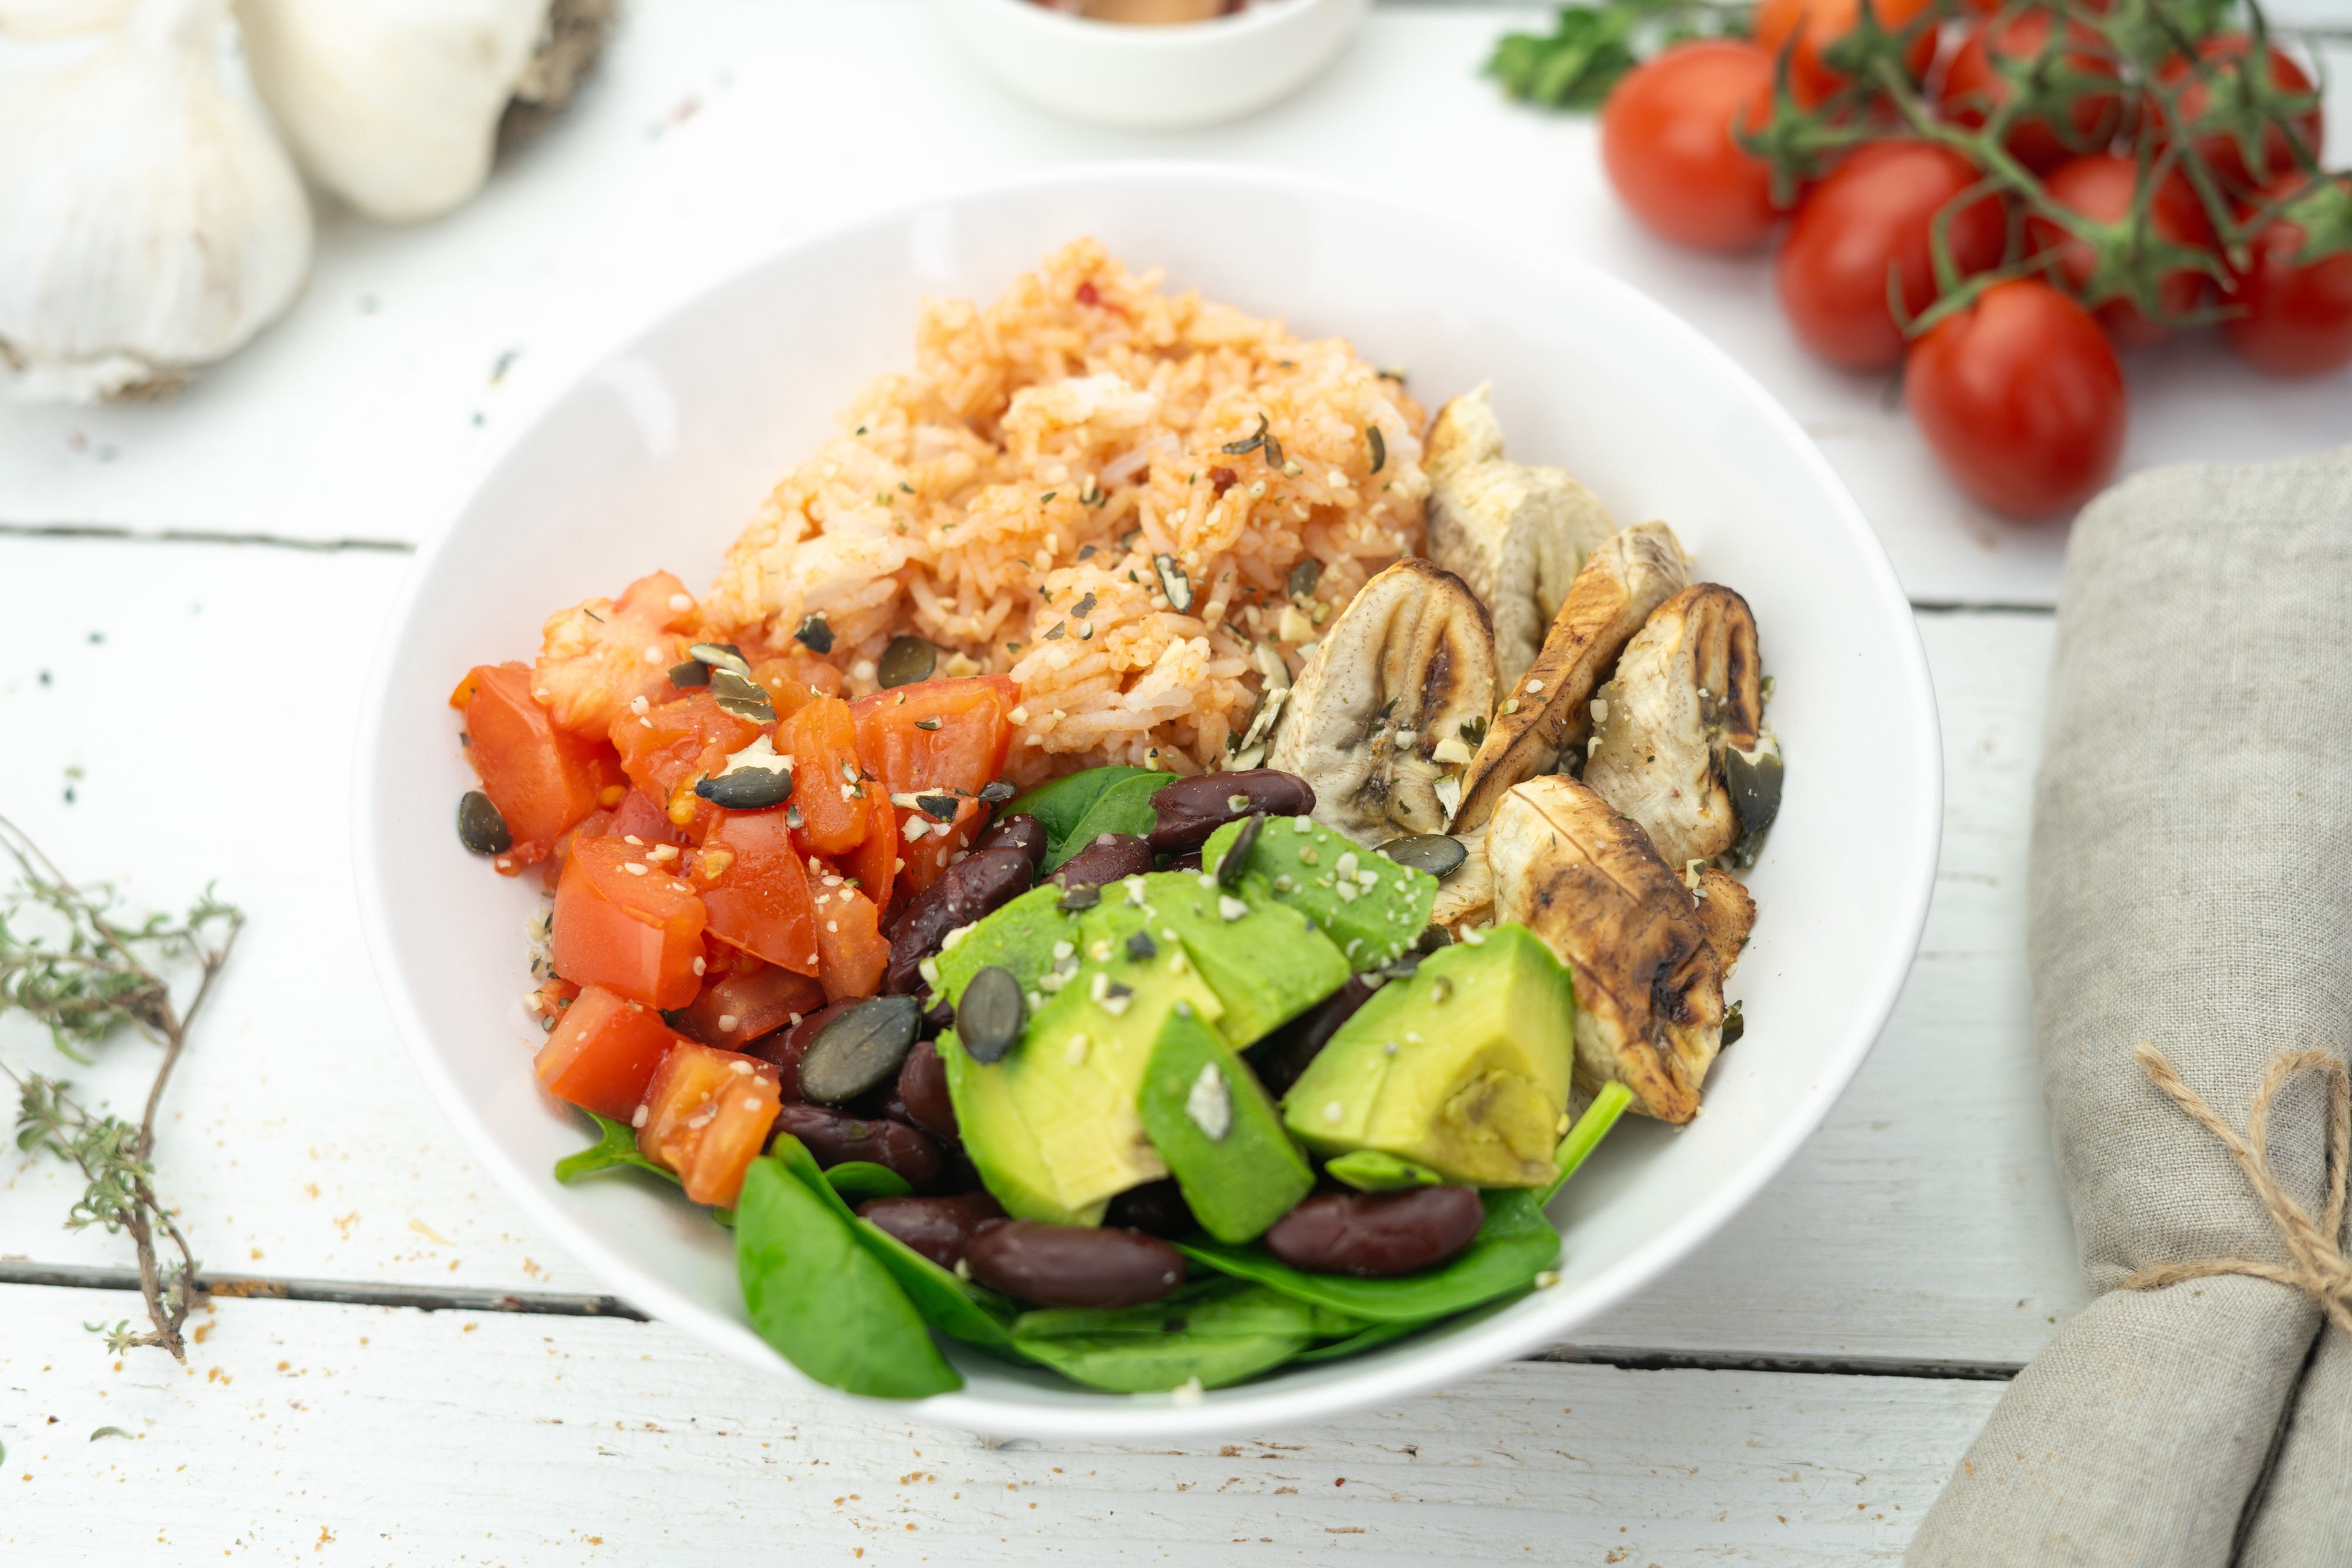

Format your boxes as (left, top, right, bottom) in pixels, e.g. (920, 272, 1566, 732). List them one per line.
(824, 1161, 914, 1203)
(1006, 765, 1171, 871)
(1542, 1080, 1633, 1205)
(734, 1154, 960, 1399)
(553, 1110, 677, 1186)
(1008, 1281, 1324, 1393)
(1174, 1190, 1561, 1322)
(1292, 1316, 1440, 1363)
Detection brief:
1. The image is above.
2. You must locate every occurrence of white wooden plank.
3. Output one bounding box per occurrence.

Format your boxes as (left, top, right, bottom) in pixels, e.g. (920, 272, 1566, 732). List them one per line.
(3, 5, 2344, 604)
(0, 1283, 2000, 1564)
(1, 535, 2082, 1366)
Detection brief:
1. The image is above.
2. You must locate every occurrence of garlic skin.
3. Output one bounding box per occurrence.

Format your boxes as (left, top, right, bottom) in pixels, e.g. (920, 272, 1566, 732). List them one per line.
(234, 0, 554, 223)
(0, 0, 314, 403)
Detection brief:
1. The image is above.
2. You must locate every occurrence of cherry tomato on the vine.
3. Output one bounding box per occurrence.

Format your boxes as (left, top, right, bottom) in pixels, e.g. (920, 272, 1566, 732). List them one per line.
(1752, 0, 1937, 108)
(1905, 280, 2127, 520)
(1600, 41, 1786, 252)
(1776, 142, 2009, 370)
(1938, 8, 2126, 175)
(2155, 35, 2324, 193)
(2025, 155, 2219, 349)
(2222, 179, 2352, 378)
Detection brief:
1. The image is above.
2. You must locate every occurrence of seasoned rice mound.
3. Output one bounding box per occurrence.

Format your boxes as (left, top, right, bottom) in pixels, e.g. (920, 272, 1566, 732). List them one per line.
(699, 239, 1429, 783)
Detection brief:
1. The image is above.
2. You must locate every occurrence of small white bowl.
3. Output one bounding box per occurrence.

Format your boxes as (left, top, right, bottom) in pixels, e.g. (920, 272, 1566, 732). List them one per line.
(941, 0, 1369, 130)
(355, 164, 1940, 1440)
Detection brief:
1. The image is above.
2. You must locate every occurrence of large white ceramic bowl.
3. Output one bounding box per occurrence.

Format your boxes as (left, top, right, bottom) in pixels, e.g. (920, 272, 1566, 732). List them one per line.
(355, 164, 1940, 1440)
(941, 0, 1369, 130)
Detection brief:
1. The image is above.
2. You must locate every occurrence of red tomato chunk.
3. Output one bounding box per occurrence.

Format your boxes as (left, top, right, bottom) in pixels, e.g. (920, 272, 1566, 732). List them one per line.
(461, 663, 618, 864)
(534, 985, 683, 1121)
(696, 809, 821, 976)
(638, 1042, 782, 1206)
(553, 835, 709, 1009)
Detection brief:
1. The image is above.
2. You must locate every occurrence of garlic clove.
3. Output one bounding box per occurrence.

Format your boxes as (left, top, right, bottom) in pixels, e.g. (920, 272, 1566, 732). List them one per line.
(0, 0, 315, 403)
(234, 0, 604, 224)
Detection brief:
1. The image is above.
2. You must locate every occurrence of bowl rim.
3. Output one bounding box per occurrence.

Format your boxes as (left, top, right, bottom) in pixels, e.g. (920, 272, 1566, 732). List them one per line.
(351, 159, 1942, 1439)
(958, 0, 1329, 45)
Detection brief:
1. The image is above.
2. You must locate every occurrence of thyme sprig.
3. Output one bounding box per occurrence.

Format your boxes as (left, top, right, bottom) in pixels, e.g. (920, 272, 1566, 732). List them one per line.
(1, 817, 242, 1361)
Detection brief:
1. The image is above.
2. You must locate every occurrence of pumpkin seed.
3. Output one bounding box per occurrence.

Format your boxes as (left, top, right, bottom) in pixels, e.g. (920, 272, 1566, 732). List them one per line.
(709, 666, 776, 723)
(978, 778, 1017, 804)
(914, 716, 943, 731)
(800, 995, 922, 1104)
(456, 791, 511, 855)
(1415, 924, 1454, 955)
(1219, 414, 1268, 457)
(694, 764, 793, 811)
(1376, 834, 1467, 879)
(1726, 737, 1783, 837)
(1286, 558, 1322, 601)
(687, 642, 751, 678)
(1366, 424, 1386, 474)
(794, 613, 834, 654)
(1215, 813, 1264, 889)
(1261, 430, 1285, 471)
(1057, 884, 1101, 913)
(917, 793, 960, 821)
(878, 635, 937, 688)
(956, 967, 1025, 1065)
(1153, 554, 1193, 613)
(1125, 930, 1157, 961)
(667, 659, 711, 689)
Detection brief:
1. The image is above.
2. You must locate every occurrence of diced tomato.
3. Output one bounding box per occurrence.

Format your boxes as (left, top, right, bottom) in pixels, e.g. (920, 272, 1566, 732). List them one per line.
(896, 797, 990, 899)
(608, 790, 691, 848)
(781, 696, 871, 856)
(809, 872, 891, 1002)
(524, 976, 582, 1032)
(694, 809, 821, 975)
(533, 984, 683, 1120)
(449, 670, 484, 709)
(552, 836, 709, 1009)
(753, 653, 844, 699)
(673, 958, 826, 1053)
(610, 691, 761, 808)
(637, 1042, 782, 1206)
(461, 663, 620, 863)
(850, 676, 1019, 800)
(843, 801, 900, 920)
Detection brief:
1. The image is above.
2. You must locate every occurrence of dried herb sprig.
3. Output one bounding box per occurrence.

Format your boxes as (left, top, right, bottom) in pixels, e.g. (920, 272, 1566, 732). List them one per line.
(1, 817, 242, 1360)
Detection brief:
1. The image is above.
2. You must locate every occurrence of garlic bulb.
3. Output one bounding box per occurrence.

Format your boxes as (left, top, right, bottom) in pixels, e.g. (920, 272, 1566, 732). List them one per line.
(235, 0, 566, 223)
(0, 0, 314, 402)
(0, 0, 132, 37)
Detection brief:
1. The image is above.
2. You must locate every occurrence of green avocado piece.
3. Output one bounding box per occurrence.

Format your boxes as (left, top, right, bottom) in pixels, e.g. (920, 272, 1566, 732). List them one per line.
(940, 910, 1225, 1223)
(1132, 870, 1349, 1048)
(1281, 925, 1576, 1188)
(931, 883, 1079, 1008)
(1137, 1001, 1314, 1243)
(1204, 816, 1436, 973)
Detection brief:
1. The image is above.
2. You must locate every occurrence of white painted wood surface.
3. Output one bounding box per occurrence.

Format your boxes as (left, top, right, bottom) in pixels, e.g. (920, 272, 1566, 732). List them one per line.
(2, 2, 2346, 604)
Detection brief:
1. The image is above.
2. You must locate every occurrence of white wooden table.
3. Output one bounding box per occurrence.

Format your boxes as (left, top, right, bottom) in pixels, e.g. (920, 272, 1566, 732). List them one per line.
(3, 4, 2346, 1560)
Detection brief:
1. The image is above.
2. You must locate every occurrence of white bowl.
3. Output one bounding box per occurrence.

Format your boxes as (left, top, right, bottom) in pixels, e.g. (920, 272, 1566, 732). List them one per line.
(941, 0, 1369, 130)
(355, 164, 1940, 1440)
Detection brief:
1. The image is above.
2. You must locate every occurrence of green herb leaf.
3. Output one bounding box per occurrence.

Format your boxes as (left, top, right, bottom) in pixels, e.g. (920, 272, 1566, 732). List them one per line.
(553, 1110, 678, 1186)
(1003, 765, 1174, 872)
(1008, 1279, 1325, 1393)
(734, 1154, 961, 1398)
(1486, 5, 1642, 111)
(1175, 1189, 1561, 1322)
(823, 1161, 914, 1203)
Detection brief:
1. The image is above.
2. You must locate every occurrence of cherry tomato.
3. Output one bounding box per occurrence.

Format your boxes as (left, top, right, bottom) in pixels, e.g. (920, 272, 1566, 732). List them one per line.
(1599, 41, 1784, 252)
(1905, 280, 2127, 520)
(637, 1042, 781, 1207)
(1753, 0, 1937, 107)
(2025, 155, 2219, 348)
(2156, 35, 2323, 192)
(534, 984, 683, 1121)
(1938, 9, 2124, 175)
(1776, 142, 2008, 370)
(460, 663, 620, 865)
(696, 808, 822, 975)
(552, 834, 710, 1008)
(2223, 179, 2352, 378)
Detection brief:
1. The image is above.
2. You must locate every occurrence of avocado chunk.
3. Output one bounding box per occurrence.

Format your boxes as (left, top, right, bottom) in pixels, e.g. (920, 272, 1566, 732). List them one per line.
(1132, 870, 1349, 1048)
(1137, 1002, 1314, 1243)
(1204, 815, 1436, 973)
(1281, 924, 1575, 1187)
(930, 883, 1079, 1008)
(940, 904, 1225, 1224)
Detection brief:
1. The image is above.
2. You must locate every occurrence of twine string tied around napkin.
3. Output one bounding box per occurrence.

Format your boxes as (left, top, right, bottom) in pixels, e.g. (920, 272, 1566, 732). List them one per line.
(2122, 1041, 2352, 1337)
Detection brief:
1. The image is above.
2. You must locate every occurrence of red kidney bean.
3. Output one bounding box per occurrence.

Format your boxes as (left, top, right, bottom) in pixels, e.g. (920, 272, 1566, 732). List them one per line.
(964, 1221, 1187, 1308)
(771, 1102, 944, 1190)
(1244, 976, 1374, 1099)
(1147, 768, 1315, 853)
(1048, 831, 1155, 889)
(857, 1191, 1005, 1270)
(883, 847, 1036, 996)
(1160, 849, 1204, 874)
(896, 1038, 958, 1141)
(1105, 1178, 1195, 1239)
(1262, 1186, 1485, 1278)
(972, 813, 1047, 871)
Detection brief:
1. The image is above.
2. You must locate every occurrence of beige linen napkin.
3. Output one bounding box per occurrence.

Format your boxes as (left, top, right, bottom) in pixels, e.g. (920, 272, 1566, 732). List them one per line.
(1907, 447, 2352, 1567)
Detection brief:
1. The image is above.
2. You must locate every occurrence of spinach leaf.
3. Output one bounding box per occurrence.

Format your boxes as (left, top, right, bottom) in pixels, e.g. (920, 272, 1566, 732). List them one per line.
(824, 1161, 914, 1203)
(1174, 1190, 1561, 1322)
(1543, 1079, 1633, 1204)
(553, 1110, 677, 1186)
(1005, 765, 1171, 871)
(1292, 1316, 1439, 1363)
(734, 1154, 961, 1399)
(1008, 1281, 1325, 1393)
